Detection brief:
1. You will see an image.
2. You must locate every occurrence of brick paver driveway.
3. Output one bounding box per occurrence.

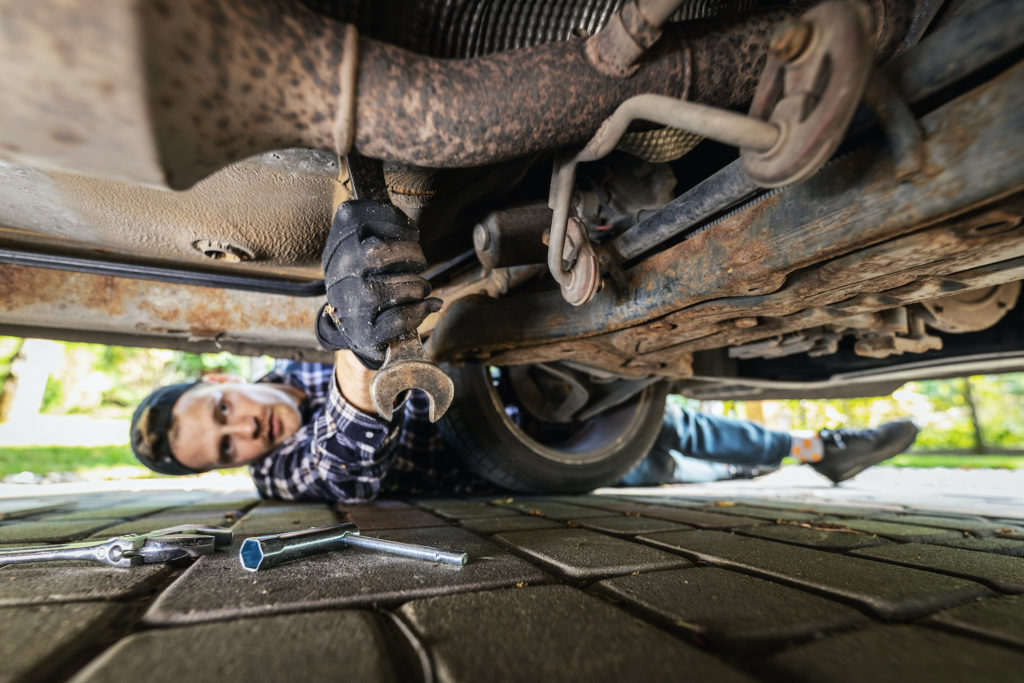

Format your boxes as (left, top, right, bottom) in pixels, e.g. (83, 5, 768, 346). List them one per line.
(1, 469, 1022, 682)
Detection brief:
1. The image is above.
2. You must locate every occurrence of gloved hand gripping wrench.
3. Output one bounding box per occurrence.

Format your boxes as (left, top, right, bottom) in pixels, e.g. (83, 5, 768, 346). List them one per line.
(343, 154, 454, 423)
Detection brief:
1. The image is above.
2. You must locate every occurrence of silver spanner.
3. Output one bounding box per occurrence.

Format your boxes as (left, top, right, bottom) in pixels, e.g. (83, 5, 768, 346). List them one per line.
(370, 333, 454, 423)
(0, 524, 233, 569)
(239, 522, 468, 571)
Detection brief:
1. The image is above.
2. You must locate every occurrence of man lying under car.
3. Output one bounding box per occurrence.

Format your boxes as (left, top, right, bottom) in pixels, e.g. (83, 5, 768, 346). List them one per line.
(130, 201, 918, 501)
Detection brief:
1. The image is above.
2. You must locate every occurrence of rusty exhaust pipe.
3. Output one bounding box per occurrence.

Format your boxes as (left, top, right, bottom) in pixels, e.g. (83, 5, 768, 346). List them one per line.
(0, 0, 933, 189)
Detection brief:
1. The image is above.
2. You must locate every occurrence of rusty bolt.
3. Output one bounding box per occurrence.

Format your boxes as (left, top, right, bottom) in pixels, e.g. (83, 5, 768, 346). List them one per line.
(192, 240, 254, 263)
(733, 317, 758, 329)
(769, 20, 812, 62)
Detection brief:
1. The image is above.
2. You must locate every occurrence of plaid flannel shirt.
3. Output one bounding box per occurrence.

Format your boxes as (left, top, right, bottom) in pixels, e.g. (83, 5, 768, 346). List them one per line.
(248, 360, 485, 502)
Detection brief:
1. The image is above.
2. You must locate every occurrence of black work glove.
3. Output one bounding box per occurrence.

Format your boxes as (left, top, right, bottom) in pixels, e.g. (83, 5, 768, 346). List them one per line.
(315, 199, 441, 370)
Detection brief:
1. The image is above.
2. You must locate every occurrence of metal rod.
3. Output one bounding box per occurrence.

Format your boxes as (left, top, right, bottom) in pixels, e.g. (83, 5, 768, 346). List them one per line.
(547, 93, 777, 291)
(611, 160, 759, 262)
(239, 523, 468, 570)
(577, 95, 780, 163)
(339, 534, 468, 566)
(0, 247, 325, 298)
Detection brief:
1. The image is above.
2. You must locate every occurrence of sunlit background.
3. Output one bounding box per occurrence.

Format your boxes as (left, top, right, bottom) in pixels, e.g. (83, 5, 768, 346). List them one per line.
(1, 336, 1022, 484)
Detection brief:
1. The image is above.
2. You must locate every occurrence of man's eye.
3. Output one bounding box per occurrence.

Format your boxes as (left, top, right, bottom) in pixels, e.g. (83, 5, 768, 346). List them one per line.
(219, 401, 229, 415)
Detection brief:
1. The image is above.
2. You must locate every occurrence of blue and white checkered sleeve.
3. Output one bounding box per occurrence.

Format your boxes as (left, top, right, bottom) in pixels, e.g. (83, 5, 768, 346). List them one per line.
(250, 368, 404, 502)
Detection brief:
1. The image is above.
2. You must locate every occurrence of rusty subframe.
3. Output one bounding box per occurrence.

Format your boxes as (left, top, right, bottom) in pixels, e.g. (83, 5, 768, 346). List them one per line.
(1, 0, 930, 189)
(428, 55, 1024, 375)
(0, 263, 329, 361)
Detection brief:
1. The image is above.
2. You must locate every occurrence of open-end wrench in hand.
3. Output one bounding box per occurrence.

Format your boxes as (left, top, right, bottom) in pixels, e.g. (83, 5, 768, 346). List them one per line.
(370, 332, 454, 422)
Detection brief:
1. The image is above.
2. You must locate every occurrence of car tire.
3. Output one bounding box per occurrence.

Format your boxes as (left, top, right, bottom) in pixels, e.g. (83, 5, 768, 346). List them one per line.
(437, 363, 669, 493)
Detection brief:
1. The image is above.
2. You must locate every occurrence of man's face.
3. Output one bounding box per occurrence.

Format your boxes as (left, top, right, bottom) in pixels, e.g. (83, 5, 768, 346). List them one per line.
(169, 377, 306, 471)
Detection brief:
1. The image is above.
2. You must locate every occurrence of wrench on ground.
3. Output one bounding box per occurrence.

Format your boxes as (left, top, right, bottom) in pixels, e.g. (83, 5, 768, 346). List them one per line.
(0, 524, 233, 569)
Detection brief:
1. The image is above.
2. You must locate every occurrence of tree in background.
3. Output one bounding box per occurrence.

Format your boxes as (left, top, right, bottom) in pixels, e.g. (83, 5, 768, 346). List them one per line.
(0, 337, 269, 421)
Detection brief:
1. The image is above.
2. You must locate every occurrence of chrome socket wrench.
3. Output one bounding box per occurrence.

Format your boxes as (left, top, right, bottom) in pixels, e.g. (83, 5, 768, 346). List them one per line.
(239, 523, 468, 571)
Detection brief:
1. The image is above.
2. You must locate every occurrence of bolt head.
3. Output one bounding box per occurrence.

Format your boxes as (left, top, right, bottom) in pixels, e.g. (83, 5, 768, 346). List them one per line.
(769, 20, 812, 62)
(472, 224, 491, 252)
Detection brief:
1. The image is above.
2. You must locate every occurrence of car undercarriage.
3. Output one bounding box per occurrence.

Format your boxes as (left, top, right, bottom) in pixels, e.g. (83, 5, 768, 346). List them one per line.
(2, 0, 1021, 489)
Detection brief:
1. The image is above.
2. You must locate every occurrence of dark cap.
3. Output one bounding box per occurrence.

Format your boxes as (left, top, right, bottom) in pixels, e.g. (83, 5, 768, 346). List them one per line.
(130, 382, 200, 475)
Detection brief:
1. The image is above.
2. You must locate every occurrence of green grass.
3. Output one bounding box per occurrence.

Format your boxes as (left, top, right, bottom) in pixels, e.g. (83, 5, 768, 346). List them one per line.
(781, 454, 1024, 469)
(880, 454, 1024, 469)
(0, 444, 253, 479)
(0, 444, 148, 478)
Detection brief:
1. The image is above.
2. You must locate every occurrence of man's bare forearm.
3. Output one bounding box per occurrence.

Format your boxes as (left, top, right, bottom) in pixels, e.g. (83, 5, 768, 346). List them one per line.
(334, 350, 377, 415)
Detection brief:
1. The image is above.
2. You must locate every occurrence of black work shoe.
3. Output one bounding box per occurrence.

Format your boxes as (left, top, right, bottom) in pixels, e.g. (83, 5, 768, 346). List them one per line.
(812, 419, 919, 485)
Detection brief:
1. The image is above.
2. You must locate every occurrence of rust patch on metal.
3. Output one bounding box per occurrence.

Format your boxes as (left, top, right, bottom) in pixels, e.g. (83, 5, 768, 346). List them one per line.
(1, 263, 127, 317)
(1, 263, 319, 353)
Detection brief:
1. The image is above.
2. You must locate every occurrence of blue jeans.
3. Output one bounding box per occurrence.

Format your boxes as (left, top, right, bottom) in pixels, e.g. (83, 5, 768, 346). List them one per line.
(620, 403, 792, 485)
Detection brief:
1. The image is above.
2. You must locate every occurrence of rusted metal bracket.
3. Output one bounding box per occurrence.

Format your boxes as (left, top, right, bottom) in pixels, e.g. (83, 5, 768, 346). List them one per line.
(547, 1, 875, 306)
(864, 69, 927, 179)
(741, 2, 874, 186)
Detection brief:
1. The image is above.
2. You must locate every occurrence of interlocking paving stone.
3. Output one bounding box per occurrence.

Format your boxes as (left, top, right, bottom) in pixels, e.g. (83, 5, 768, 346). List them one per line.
(0, 564, 169, 606)
(0, 501, 76, 521)
(929, 535, 1024, 557)
(820, 518, 963, 542)
(493, 501, 614, 521)
(632, 506, 771, 529)
(637, 530, 992, 619)
(546, 494, 639, 507)
(930, 595, 1024, 648)
(575, 515, 691, 536)
(73, 610, 401, 683)
(415, 500, 519, 520)
(764, 624, 1024, 683)
(0, 602, 119, 683)
(0, 498, 75, 518)
(991, 520, 1024, 532)
(397, 585, 753, 682)
(850, 543, 1024, 593)
(596, 566, 869, 650)
(338, 506, 449, 530)
(457, 516, 562, 535)
(184, 497, 261, 513)
(230, 502, 341, 537)
(802, 503, 908, 517)
(145, 527, 547, 624)
(493, 528, 690, 580)
(695, 504, 824, 523)
(547, 497, 671, 516)
(870, 512, 1022, 535)
(35, 504, 174, 522)
(616, 495, 709, 507)
(87, 511, 239, 538)
(0, 519, 122, 543)
(740, 522, 895, 551)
